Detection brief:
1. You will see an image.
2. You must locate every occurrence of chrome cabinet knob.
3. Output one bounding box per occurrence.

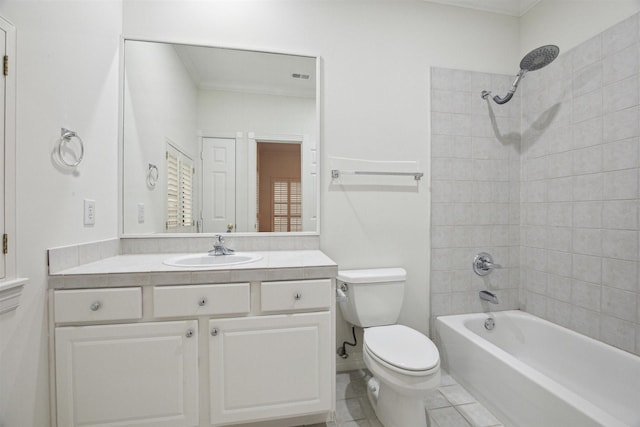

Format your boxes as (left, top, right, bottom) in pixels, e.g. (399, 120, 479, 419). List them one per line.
(185, 329, 194, 338)
(90, 301, 101, 311)
(294, 293, 302, 301)
(198, 297, 207, 306)
(210, 328, 219, 337)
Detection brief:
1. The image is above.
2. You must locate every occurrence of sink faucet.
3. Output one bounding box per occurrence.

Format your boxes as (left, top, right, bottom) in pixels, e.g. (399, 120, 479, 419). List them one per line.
(209, 235, 235, 256)
(479, 290, 499, 304)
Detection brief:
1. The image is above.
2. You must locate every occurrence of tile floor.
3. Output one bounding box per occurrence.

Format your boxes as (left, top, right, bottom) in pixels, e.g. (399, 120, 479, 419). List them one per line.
(304, 369, 503, 427)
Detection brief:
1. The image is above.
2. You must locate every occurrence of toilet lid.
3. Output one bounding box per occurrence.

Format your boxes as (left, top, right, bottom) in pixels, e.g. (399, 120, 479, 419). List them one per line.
(364, 325, 439, 372)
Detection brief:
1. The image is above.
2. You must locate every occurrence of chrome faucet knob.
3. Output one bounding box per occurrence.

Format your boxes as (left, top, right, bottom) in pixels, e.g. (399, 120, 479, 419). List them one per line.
(473, 252, 501, 276)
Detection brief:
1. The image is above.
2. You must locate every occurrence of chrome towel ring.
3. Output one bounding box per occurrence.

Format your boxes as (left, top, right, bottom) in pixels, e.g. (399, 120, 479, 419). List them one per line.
(56, 128, 84, 167)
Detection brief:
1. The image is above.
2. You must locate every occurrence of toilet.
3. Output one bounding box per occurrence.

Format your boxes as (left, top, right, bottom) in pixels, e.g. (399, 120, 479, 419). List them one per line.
(337, 268, 440, 427)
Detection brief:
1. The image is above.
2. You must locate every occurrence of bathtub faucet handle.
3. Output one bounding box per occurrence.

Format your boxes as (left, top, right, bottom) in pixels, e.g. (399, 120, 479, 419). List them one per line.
(473, 252, 502, 276)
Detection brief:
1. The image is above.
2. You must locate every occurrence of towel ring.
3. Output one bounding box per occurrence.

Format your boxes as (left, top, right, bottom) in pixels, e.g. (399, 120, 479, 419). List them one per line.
(56, 128, 84, 167)
(147, 163, 159, 188)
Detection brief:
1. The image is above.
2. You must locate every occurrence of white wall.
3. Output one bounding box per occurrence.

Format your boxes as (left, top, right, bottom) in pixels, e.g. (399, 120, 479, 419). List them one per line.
(123, 41, 199, 234)
(520, 0, 640, 56)
(0, 2, 122, 426)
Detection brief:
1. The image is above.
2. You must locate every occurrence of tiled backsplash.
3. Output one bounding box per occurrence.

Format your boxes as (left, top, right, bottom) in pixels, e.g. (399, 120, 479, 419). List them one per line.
(48, 235, 320, 274)
(431, 12, 640, 356)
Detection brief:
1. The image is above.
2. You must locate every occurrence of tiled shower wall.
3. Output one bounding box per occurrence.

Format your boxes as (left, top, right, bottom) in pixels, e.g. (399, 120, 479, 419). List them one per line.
(430, 68, 522, 319)
(520, 13, 640, 355)
(430, 12, 640, 356)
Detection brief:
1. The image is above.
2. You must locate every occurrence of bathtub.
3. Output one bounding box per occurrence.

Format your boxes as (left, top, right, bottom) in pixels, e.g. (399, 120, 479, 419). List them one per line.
(436, 310, 640, 427)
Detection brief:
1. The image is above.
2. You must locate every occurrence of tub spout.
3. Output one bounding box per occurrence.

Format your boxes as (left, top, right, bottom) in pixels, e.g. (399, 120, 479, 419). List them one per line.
(479, 290, 499, 304)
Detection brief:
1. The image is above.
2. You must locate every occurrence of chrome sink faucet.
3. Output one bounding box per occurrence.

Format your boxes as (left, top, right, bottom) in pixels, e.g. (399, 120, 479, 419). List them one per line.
(209, 234, 234, 256)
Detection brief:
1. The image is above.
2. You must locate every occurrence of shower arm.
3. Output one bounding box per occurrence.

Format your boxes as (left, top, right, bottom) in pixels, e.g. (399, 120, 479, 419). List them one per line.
(482, 69, 527, 104)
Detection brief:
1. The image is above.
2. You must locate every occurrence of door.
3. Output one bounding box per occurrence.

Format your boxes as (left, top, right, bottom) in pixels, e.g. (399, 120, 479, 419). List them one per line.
(209, 313, 331, 425)
(202, 137, 236, 232)
(55, 321, 199, 427)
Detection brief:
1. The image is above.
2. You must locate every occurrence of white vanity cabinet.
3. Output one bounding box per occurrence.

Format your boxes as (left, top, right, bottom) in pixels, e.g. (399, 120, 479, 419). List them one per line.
(50, 270, 336, 427)
(55, 319, 199, 427)
(209, 279, 332, 425)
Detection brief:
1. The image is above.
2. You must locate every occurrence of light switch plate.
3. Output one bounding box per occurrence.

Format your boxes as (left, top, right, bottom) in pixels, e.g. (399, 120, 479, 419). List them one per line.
(84, 199, 95, 225)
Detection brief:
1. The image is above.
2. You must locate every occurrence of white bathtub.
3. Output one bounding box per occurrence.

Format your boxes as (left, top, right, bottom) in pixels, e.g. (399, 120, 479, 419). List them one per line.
(436, 310, 640, 427)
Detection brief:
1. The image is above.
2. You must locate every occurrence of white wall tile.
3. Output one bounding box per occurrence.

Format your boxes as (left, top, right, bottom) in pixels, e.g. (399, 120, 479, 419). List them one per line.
(572, 34, 602, 71)
(602, 44, 639, 85)
(602, 287, 637, 321)
(602, 200, 638, 229)
(572, 228, 602, 256)
(602, 138, 639, 171)
(573, 173, 603, 201)
(572, 201, 602, 228)
(603, 76, 639, 114)
(602, 258, 639, 292)
(572, 254, 602, 283)
(602, 14, 639, 53)
(603, 106, 640, 142)
(602, 229, 639, 260)
(603, 168, 639, 199)
(547, 176, 573, 202)
(572, 89, 603, 124)
(548, 203, 572, 227)
(573, 61, 602, 97)
(573, 117, 603, 149)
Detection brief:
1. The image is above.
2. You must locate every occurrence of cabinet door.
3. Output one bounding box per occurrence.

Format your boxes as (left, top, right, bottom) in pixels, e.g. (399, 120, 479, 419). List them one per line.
(55, 321, 199, 427)
(209, 312, 331, 425)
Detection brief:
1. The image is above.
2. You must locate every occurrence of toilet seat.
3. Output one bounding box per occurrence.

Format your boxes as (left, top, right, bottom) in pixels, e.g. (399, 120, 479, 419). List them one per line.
(364, 325, 440, 376)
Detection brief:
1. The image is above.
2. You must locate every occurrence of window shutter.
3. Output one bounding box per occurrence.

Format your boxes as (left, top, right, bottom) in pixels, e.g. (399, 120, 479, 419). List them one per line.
(166, 150, 179, 229)
(166, 143, 194, 231)
(272, 178, 302, 232)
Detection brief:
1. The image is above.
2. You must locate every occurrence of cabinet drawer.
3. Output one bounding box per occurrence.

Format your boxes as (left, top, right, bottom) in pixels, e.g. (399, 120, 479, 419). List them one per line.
(153, 283, 250, 318)
(261, 279, 331, 312)
(54, 287, 142, 323)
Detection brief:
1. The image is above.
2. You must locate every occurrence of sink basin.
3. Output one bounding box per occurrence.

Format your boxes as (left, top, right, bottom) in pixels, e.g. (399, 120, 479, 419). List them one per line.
(163, 252, 263, 268)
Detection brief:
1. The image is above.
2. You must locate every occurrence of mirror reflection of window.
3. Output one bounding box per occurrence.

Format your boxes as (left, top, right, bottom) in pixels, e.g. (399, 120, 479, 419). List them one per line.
(166, 143, 194, 232)
(256, 142, 301, 232)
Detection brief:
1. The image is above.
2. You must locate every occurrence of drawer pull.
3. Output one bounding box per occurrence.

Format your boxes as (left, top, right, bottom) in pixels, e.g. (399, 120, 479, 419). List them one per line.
(211, 328, 219, 337)
(185, 329, 195, 338)
(294, 293, 302, 301)
(90, 302, 101, 311)
(198, 297, 207, 307)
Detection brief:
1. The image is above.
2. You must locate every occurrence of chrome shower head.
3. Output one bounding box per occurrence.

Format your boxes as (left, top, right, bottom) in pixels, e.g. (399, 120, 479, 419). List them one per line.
(482, 44, 560, 104)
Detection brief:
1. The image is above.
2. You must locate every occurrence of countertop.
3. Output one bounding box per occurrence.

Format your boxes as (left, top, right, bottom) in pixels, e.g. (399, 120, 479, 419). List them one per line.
(48, 250, 338, 289)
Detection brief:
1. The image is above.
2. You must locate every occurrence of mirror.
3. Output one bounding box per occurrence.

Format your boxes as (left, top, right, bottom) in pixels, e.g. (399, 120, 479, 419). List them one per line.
(122, 40, 319, 235)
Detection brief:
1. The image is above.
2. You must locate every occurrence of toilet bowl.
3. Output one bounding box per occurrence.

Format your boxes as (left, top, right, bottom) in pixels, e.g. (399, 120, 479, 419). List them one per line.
(363, 324, 440, 427)
(337, 269, 441, 427)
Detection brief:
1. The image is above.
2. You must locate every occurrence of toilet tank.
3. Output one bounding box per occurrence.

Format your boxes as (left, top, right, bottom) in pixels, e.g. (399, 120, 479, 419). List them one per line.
(337, 268, 406, 328)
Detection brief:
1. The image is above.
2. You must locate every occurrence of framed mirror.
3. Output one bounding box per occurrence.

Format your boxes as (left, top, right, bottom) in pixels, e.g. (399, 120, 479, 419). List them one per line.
(121, 39, 319, 235)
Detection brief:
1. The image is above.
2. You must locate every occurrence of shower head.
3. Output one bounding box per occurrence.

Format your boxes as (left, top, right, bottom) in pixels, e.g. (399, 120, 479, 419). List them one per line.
(482, 44, 560, 104)
(520, 45, 560, 72)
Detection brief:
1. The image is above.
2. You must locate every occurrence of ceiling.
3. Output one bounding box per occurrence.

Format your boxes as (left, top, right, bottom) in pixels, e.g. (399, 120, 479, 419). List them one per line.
(174, 44, 316, 98)
(424, 0, 541, 17)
